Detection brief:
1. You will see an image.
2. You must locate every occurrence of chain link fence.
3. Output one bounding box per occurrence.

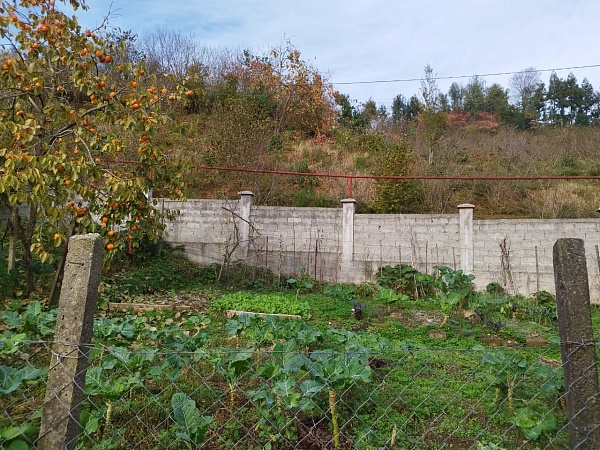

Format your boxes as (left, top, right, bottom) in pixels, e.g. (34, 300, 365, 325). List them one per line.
(3, 337, 592, 449)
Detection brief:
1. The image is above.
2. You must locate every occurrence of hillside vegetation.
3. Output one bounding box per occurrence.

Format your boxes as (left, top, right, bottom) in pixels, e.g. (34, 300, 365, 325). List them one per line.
(127, 34, 600, 220)
(186, 124, 600, 219)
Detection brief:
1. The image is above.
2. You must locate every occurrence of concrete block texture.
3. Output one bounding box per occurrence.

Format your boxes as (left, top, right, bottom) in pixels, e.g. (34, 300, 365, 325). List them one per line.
(162, 197, 600, 303)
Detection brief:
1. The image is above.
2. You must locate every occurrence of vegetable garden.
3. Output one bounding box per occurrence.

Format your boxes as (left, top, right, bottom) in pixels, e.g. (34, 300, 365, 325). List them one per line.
(2, 247, 599, 449)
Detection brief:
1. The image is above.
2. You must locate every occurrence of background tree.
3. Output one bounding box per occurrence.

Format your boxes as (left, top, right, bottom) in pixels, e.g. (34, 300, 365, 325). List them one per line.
(373, 138, 420, 213)
(419, 65, 446, 164)
(0, 0, 186, 295)
(575, 78, 596, 125)
(485, 83, 510, 117)
(231, 41, 337, 136)
(546, 72, 584, 126)
(141, 27, 200, 79)
(509, 67, 541, 112)
(448, 82, 465, 111)
(463, 76, 486, 115)
(391, 94, 421, 125)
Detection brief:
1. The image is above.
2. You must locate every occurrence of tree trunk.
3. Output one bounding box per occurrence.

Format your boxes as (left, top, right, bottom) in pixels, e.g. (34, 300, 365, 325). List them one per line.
(7, 207, 17, 273)
(16, 204, 38, 295)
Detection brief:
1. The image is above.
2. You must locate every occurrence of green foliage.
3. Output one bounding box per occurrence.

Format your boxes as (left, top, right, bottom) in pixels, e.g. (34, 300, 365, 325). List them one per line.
(558, 155, 581, 176)
(102, 247, 215, 301)
(292, 188, 334, 207)
(373, 139, 421, 213)
(170, 393, 213, 449)
(1, 301, 56, 339)
(211, 292, 310, 317)
(0, 365, 44, 396)
(282, 271, 319, 293)
(0, 249, 581, 449)
(512, 407, 558, 441)
(322, 283, 356, 302)
(0, 421, 37, 450)
(435, 265, 475, 308)
(377, 264, 437, 299)
(373, 286, 408, 306)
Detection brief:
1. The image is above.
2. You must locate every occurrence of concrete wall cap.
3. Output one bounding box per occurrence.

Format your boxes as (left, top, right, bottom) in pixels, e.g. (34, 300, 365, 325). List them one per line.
(238, 191, 255, 196)
(457, 203, 475, 209)
(341, 198, 357, 204)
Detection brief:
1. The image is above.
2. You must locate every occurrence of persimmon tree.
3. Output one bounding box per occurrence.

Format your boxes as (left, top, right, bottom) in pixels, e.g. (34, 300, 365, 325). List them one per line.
(0, 0, 187, 293)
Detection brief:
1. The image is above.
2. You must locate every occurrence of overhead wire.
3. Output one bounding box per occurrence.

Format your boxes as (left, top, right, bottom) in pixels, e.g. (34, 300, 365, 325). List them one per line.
(331, 64, 600, 86)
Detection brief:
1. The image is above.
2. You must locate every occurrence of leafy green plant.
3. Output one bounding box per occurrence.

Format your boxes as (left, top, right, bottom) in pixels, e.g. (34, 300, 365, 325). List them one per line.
(377, 264, 437, 299)
(1, 302, 56, 339)
(170, 393, 213, 449)
(323, 283, 357, 302)
(212, 292, 310, 317)
(0, 421, 37, 450)
(0, 332, 28, 357)
(210, 350, 254, 412)
(246, 340, 312, 446)
(93, 316, 137, 342)
(435, 292, 463, 328)
(0, 365, 44, 396)
(306, 350, 372, 449)
(282, 270, 318, 294)
(512, 407, 558, 441)
(434, 266, 475, 304)
(373, 286, 408, 308)
(478, 350, 562, 419)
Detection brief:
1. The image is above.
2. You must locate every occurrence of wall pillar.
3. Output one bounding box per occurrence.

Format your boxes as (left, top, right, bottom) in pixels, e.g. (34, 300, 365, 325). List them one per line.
(341, 198, 356, 263)
(238, 191, 254, 258)
(458, 204, 474, 274)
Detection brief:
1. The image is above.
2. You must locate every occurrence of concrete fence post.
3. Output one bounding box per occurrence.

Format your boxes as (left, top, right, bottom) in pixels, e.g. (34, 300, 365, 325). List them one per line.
(237, 191, 254, 258)
(458, 204, 474, 274)
(553, 238, 600, 449)
(340, 198, 356, 264)
(38, 234, 104, 450)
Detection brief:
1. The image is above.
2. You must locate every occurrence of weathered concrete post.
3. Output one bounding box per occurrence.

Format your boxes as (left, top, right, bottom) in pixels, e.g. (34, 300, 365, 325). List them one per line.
(237, 191, 254, 259)
(553, 238, 600, 449)
(38, 234, 104, 450)
(340, 198, 356, 264)
(458, 204, 474, 274)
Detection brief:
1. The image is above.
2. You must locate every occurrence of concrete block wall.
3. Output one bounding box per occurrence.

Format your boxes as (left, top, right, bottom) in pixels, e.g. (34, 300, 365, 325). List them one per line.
(354, 214, 459, 274)
(248, 206, 343, 281)
(162, 194, 600, 303)
(163, 198, 244, 265)
(473, 219, 600, 300)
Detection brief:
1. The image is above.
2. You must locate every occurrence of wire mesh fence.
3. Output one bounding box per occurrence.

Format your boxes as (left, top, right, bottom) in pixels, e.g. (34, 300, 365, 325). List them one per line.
(3, 337, 593, 449)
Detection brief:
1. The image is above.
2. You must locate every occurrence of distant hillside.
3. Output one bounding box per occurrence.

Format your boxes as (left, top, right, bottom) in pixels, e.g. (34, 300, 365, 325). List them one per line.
(179, 122, 600, 220)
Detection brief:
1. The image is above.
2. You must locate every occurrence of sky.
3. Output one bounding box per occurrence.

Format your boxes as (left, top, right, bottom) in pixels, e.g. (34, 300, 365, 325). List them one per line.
(79, 0, 600, 108)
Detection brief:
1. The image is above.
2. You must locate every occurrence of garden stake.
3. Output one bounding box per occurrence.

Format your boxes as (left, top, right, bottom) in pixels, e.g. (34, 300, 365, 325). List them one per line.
(439, 316, 447, 328)
(329, 388, 340, 450)
(102, 401, 113, 441)
(508, 379, 515, 416)
(390, 424, 397, 449)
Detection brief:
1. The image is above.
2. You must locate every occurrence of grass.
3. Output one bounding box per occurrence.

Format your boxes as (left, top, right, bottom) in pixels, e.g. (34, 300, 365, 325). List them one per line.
(2, 250, 599, 449)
